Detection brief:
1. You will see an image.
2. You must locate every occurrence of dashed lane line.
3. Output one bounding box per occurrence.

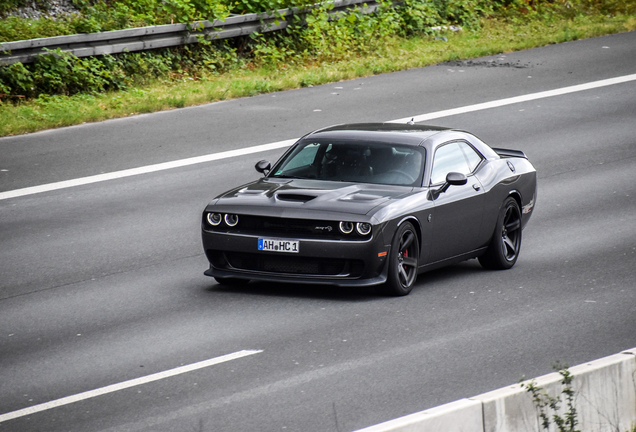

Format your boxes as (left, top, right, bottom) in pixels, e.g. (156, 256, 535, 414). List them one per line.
(0, 349, 263, 423)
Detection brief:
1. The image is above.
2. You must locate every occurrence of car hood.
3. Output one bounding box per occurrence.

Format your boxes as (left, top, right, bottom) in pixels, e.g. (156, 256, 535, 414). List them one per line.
(213, 178, 414, 216)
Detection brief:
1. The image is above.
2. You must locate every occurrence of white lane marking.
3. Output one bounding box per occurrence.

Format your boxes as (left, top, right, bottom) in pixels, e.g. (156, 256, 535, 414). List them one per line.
(0, 349, 262, 423)
(1, 73, 635, 202)
(388, 74, 636, 123)
(0, 139, 297, 201)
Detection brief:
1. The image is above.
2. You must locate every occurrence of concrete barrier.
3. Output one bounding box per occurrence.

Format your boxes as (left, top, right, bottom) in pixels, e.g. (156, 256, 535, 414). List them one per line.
(475, 371, 563, 432)
(356, 398, 483, 432)
(355, 347, 636, 432)
(567, 349, 636, 432)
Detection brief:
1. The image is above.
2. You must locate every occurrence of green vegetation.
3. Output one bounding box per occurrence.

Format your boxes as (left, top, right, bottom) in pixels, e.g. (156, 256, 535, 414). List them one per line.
(523, 363, 636, 432)
(1, 0, 635, 136)
(523, 364, 580, 432)
(0, 0, 231, 38)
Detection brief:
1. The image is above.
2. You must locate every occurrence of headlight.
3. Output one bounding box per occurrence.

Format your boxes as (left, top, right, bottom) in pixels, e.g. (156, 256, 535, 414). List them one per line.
(356, 222, 372, 236)
(339, 221, 354, 234)
(224, 214, 239, 227)
(207, 213, 222, 226)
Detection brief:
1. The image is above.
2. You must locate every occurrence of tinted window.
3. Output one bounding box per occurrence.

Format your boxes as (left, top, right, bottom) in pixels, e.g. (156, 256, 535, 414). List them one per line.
(272, 140, 425, 186)
(278, 142, 320, 171)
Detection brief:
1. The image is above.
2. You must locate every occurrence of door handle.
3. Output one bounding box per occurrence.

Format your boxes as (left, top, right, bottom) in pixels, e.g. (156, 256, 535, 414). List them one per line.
(472, 184, 481, 191)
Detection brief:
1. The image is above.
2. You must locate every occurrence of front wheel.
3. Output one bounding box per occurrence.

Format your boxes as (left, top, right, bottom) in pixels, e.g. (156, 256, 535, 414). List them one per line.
(479, 197, 522, 270)
(379, 222, 420, 296)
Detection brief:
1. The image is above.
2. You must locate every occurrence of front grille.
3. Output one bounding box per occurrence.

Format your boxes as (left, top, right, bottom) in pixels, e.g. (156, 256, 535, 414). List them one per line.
(239, 216, 341, 239)
(211, 251, 364, 277)
(203, 214, 370, 241)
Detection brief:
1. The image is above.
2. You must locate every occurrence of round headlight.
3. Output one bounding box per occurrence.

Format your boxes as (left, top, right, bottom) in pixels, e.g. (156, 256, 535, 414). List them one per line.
(224, 214, 239, 227)
(356, 222, 372, 236)
(207, 213, 222, 226)
(339, 221, 354, 234)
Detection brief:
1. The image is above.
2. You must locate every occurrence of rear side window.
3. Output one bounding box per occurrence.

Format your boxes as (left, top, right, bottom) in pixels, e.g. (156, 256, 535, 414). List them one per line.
(461, 142, 483, 172)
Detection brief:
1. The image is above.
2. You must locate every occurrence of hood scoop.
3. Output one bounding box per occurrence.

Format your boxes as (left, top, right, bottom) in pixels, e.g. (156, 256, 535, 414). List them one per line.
(276, 193, 318, 203)
(339, 193, 385, 202)
(238, 187, 267, 195)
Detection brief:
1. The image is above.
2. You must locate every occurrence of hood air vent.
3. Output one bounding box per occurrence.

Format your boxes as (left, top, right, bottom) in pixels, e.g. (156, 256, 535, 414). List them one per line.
(276, 193, 317, 202)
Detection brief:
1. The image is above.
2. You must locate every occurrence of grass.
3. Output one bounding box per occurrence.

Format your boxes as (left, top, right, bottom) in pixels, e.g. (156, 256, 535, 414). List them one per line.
(1, 13, 634, 137)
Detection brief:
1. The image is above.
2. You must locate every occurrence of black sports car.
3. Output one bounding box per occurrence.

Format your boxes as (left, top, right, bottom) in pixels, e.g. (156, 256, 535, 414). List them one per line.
(201, 123, 537, 295)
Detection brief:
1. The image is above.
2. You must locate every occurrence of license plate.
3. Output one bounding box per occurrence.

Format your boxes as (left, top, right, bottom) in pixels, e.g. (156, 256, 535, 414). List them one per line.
(258, 238, 299, 253)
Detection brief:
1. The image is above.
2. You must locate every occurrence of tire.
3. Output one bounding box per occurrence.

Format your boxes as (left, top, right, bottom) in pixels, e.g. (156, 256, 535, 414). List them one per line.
(380, 222, 420, 296)
(479, 197, 522, 270)
(214, 277, 250, 286)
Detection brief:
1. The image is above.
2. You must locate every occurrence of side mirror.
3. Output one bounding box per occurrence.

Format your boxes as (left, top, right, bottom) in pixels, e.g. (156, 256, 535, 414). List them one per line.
(445, 172, 468, 186)
(431, 172, 467, 199)
(255, 160, 271, 175)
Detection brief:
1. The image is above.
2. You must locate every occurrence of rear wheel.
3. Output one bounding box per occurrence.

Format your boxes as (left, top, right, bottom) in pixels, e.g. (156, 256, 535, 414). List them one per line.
(380, 222, 420, 296)
(479, 197, 522, 270)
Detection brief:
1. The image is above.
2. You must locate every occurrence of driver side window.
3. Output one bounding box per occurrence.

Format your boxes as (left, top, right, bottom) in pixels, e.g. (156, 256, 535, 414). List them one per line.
(430, 142, 469, 185)
(430, 141, 482, 185)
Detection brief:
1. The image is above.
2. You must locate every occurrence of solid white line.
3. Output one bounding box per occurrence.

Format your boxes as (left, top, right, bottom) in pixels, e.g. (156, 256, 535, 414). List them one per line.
(0, 349, 262, 423)
(0, 140, 297, 201)
(2, 73, 635, 202)
(387, 73, 636, 123)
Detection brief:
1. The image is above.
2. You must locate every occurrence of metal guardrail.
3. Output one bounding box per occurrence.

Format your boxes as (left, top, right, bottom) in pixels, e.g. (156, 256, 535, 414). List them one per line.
(0, 0, 380, 66)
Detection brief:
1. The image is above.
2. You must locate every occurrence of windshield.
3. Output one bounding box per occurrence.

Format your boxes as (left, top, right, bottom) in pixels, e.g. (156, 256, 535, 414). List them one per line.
(270, 140, 425, 186)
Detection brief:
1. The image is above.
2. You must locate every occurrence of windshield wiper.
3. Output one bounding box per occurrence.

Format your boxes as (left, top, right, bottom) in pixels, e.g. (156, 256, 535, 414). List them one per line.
(271, 174, 305, 179)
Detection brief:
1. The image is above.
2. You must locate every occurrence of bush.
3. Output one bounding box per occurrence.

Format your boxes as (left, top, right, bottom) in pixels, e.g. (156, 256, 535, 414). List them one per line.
(492, 0, 636, 23)
(396, 0, 443, 36)
(0, 0, 231, 42)
(0, 48, 129, 97)
(0, 62, 33, 95)
(1, 0, 632, 99)
(0, 16, 74, 42)
(0, 38, 248, 97)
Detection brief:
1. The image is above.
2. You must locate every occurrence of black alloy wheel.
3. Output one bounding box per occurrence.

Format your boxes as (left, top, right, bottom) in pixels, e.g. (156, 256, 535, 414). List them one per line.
(381, 221, 420, 296)
(479, 197, 522, 270)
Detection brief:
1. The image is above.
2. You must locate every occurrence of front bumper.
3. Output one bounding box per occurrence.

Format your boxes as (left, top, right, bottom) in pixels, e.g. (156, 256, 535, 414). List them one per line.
(202, 229, 391, 287)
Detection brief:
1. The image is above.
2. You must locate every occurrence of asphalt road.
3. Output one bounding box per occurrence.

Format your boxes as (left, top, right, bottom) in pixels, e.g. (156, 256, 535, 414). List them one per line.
(1, 31, 635, 432)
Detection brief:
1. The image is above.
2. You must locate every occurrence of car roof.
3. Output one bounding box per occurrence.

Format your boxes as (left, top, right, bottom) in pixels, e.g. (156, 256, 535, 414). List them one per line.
(302, 123, 452, 146)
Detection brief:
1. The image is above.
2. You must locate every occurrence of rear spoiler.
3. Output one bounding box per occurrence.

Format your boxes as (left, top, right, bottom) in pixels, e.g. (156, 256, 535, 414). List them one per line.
(492, 148, 527, 159)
